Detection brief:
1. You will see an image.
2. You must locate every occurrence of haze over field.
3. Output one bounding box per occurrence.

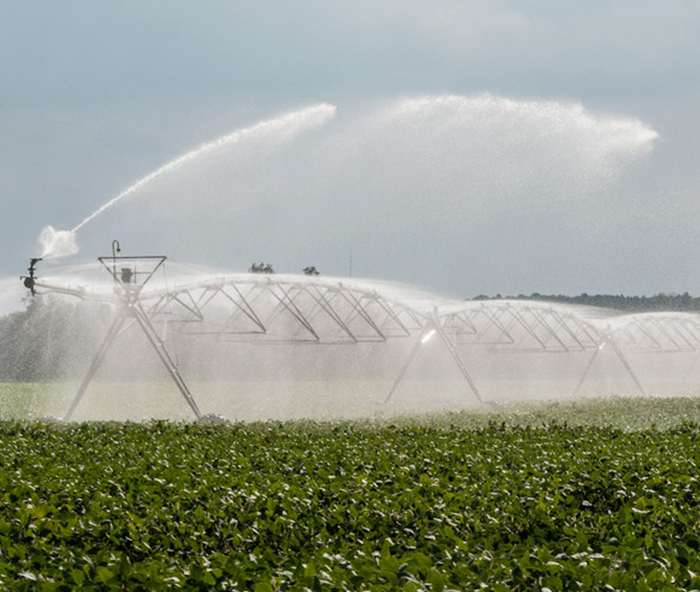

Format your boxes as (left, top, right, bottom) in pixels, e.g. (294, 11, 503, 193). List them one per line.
(2, 1, 699, 304)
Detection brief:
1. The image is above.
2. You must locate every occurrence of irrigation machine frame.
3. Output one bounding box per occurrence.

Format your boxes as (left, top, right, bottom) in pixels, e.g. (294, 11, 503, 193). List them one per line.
(21, 243, 700, 421)
(22, 245, 222, 422)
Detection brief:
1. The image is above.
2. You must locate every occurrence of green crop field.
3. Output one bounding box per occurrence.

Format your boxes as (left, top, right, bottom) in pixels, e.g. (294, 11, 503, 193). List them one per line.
(2, 397, 700, 590)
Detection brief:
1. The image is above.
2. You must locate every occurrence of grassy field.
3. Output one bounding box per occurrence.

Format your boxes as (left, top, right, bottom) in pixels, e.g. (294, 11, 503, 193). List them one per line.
(2, 396, 700, 589)
(2, 379, 700, 424)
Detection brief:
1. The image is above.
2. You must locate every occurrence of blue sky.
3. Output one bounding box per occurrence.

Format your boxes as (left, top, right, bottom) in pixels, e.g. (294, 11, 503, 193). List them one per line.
(2, 1, 699, 304)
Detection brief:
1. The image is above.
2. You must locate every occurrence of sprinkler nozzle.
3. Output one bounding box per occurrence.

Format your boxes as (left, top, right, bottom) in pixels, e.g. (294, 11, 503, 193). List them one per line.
(20, 257, 42, 296)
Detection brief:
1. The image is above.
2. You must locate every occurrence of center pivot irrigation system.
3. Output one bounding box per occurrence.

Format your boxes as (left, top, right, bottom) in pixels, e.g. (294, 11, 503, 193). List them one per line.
(22, 243, 225, 422)
(21, 243, 700, 421)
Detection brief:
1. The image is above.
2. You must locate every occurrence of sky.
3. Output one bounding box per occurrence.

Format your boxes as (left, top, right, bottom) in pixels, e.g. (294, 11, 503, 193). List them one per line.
(1, 0, 699, 306)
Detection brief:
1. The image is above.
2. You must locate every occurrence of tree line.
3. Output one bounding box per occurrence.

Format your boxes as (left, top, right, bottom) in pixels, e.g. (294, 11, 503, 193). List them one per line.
(471, 292, 700, 312)
(0, 297, 100, 381)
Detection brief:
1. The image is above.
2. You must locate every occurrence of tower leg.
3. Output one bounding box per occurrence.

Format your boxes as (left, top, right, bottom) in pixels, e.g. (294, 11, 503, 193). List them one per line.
(573, 347, 600, 398)
(132, 304, 203, 419)
(435, 324, 483, 404)
(382, 333, 425, 404)
(573, 340, 647, 399)
(383, 321, 483, 405)
(608, 339, 647, 397)
(64, 313, 127, 421)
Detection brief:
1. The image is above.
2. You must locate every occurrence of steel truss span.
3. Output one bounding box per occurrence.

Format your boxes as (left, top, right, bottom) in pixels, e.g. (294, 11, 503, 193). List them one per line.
(26, 257, 700, 420)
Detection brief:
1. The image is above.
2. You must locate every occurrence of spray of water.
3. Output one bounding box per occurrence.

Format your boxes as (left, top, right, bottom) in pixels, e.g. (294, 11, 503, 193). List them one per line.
(363, 94, 658, 194)
(383, 94, 658, 160)
(34, 93, 658, 289)
(39, 226, 79, 260)
(38, 103, 337, 259)
(8, 95, 677, 420)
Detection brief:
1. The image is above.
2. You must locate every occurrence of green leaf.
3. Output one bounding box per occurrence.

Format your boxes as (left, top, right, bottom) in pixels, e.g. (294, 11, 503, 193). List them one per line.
(71, 569, 86, 585)
(97, 566, 115, 584)
(429, 570, 445, 592)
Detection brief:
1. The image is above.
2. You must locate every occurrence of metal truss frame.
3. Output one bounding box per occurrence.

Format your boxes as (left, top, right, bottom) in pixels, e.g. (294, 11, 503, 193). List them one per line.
(143, 276, 427, 344)
(434, 301, 646, 399)
(25, 253, 700, 416)
(30, 254, 204, 421)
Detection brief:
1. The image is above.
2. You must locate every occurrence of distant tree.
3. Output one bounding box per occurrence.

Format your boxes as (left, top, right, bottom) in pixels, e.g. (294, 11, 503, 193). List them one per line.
(249, 262, 275, 274)
(467, 292, 700, 313)
(302, 266, 320, 276)
(0, 296, 102, 381)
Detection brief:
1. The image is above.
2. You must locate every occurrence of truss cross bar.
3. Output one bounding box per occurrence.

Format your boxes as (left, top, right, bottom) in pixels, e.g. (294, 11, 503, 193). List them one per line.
(197, 285, 225, 310)
(479, 306, 515, 346)
(531, 309, 571, 351)
(499, 308, 525, 337)
(268, 284, 320, 341)
(460, 310, 487, 342)
(656, 318, 694, 349)
(380, 298, 424, 333)
(337, 290, 391, 340)
(567, 316, 601, 350)
(512, 305, 569, 350)
(655, 318, 686, 350)
(669, 319, 700, 349)
(636, 319, 667, 350)
(544, 309, 589, 351)
(307, 286, 359, 342)
(150, 291, 204, 323)
(219, 285, 267, 334)
(444, 311, 478, 338)
(612, 325, 637, 347)
(169, 292, 204, 322)
(508, 306, 553, 350)
(660, 317, 698, 350)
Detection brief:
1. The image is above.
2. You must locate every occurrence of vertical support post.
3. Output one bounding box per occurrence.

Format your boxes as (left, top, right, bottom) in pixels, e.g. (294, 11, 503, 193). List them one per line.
(682, 351, 700, 383)
(572, 346, 600, 398)
(573, 333, 647, 398)
(606, 337, 647, 396)
(383, 315, 483, 406)
(434, 321, 483, 404)
(382, 332, 426, 404)
(64, 312, 127, 421)
(131, 303, 203, 420)
(65, 302, 203, 421)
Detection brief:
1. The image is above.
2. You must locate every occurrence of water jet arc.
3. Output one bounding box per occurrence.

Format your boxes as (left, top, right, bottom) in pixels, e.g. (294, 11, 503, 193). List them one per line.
(71, 103, 337, 234)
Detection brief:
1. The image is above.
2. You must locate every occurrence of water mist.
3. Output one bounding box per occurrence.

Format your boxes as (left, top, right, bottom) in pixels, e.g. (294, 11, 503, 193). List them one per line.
(8, 94, 679, 422)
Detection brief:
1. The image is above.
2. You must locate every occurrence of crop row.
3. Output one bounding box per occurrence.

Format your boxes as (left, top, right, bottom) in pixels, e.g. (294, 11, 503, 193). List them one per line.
(1, 419, 700, 590)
